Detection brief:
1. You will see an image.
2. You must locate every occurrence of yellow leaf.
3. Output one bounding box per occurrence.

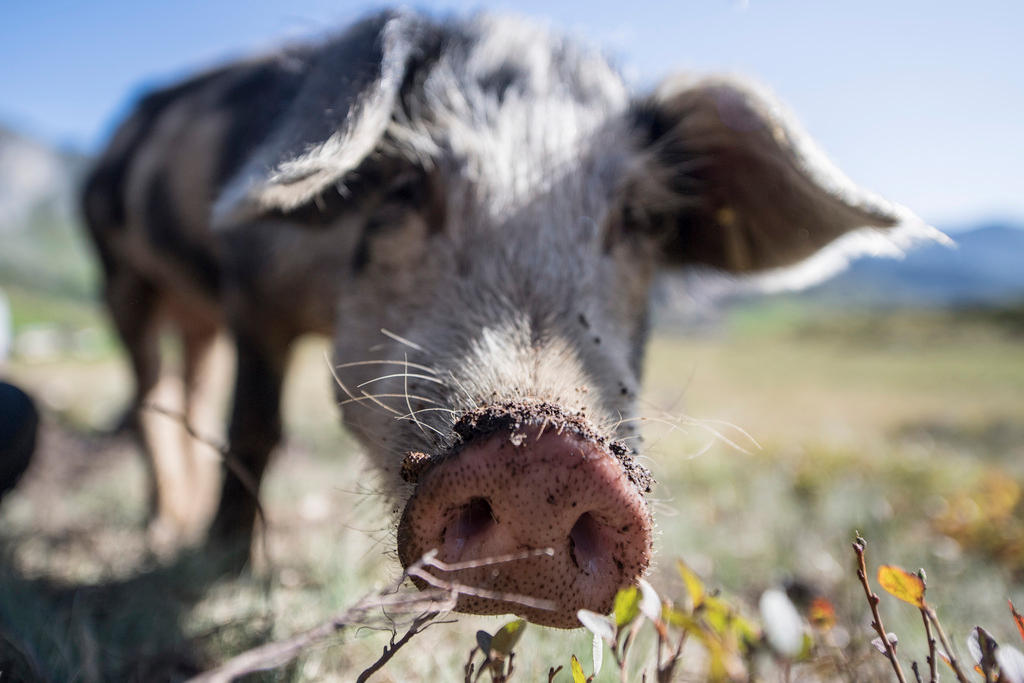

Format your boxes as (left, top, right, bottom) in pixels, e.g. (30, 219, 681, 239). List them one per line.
(662, 604, 698, 630)
(731, 614, 761, 649)
(613, 586, 640, 628)
(877, 565, 926, 607)
(703, 596, 736, 635)
(676, 559, 705, 609)
(570, 654, 586, 683)
(490, 619, 526, 656)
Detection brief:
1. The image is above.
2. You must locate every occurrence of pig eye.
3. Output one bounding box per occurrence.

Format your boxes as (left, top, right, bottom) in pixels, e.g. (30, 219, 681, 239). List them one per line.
(383, 168, 447, 236)
(382, 171, 428, 207)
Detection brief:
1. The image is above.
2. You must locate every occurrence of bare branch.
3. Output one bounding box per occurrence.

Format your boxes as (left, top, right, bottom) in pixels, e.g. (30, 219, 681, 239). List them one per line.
(356, 612, 440, 683)
(852, 536, 907, 683)
(920, 606, 937, 683)
(424, 547, 554, 572)
(187, 549, 555, 682)
(923, 607, 970, 683)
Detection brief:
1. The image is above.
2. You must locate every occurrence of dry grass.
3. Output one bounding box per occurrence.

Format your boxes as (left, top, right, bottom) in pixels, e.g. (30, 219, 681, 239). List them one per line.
(1, 303, 1023, 680)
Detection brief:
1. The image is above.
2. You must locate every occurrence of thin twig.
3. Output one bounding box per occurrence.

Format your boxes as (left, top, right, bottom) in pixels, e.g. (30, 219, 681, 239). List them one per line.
(187, 551, 445, 682)
(656, 622, 689, 683)
(424, 547, 554, 572)
(187, 548, 553, 682)
(655, 619, 670, 683)
(923, 606, 970, 683)
(355, 612, 439, 682)
(920, 607, 937, 683)
(408, 566, 555, 612)
(463, 646, 479, 683)
(618, 617, 643, 683)
(852, 536, 907, 683)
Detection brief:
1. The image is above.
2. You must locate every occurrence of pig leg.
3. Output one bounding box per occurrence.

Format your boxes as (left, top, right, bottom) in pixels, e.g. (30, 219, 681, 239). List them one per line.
(207, 325, 293, 556)
(104, 268, 160, 437)
(176, 311, 229, 541)
(103, 267, 189, 550)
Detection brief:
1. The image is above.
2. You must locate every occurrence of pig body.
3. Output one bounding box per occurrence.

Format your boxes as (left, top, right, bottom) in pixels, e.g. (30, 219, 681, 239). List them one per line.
(82, 10, 941, 626)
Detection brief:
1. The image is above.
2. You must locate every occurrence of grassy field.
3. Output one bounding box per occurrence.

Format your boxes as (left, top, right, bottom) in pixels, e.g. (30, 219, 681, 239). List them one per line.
(1, 287, 1022, 681)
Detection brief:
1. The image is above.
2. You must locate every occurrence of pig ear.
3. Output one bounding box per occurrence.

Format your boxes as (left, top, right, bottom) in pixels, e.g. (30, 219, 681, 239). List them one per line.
(212, 12, 425, 228)
(629, 74, 948, 285)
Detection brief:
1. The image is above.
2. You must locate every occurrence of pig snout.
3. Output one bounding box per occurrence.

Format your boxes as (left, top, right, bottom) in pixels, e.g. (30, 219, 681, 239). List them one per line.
(396, 404, 652, 629)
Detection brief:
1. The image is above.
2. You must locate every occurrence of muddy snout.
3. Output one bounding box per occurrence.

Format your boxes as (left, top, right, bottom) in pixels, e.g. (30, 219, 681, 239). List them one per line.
(396, 406, 653, 629)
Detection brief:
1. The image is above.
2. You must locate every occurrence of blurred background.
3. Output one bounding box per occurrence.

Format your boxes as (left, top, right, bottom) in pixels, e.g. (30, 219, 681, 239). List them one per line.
(0, 1, 1021, 680)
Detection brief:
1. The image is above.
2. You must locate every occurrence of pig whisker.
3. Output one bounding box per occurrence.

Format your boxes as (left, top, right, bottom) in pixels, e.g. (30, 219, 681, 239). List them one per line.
(339, 421, 410, 460)
(684, 439, 716, 460)
(609, 416, 691, 454)
(634, 386, 760, 452)
(653, 412, 760, 453)
(335, 358, 439, 375)
(335, 480, 394, 502)
(325, 352, 395, 417)
(403, 352, 435, 444)
(359, 390, 404, 416)
(356, 372, 445, 388)
(326, 351, 433, 423)
(607, 415, 682, 432)
(394, 415, 447, 438)
(380, 327, 425, 352)
(338, 393, 440, 409)
(683, 420, 756, 455)
(683, 416, 762, 450)
(394, 406, 458, 420)
(445, 371, 476, 406)
(610, 410, 760, 455)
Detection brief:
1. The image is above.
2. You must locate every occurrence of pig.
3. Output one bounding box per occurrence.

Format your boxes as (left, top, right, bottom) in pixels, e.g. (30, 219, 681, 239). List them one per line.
(81, 10, 943, 628)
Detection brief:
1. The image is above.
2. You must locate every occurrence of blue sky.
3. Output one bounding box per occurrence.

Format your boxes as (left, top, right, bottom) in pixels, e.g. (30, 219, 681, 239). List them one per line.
(2, 0, 1021, 227)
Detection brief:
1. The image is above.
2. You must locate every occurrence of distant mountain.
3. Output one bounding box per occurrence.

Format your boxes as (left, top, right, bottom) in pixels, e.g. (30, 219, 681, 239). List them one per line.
(795, 223, 1024, 308)
(0, 125, 95, 297)
(0, 125, 87, 232)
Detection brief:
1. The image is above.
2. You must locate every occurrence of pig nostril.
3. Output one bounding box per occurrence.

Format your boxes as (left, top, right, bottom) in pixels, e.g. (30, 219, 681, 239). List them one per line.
(569, 512, 605, 575)
(448, 497, 495, 554)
